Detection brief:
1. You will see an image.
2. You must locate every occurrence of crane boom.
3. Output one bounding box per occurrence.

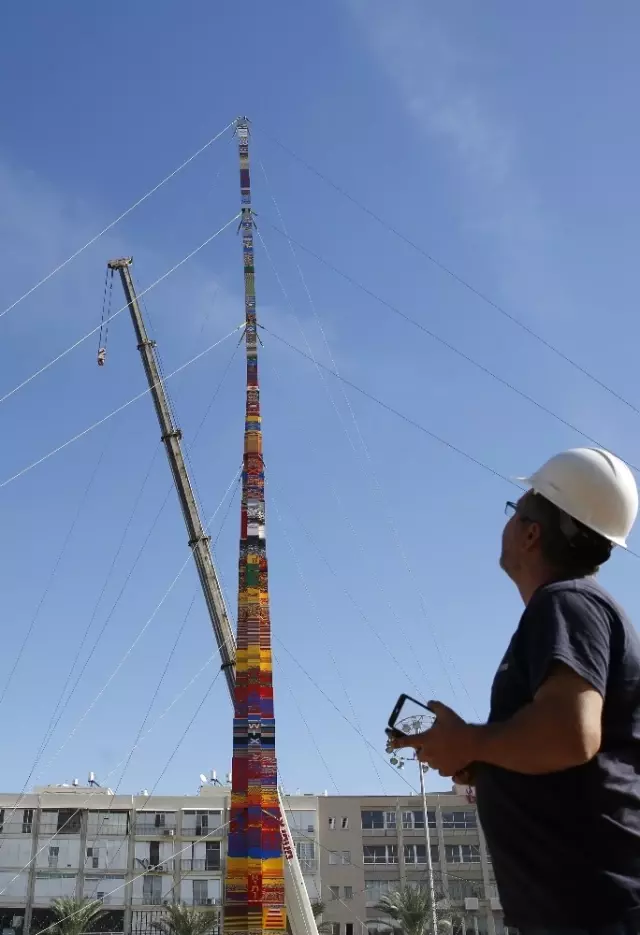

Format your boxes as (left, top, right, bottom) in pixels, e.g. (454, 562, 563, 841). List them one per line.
(108, 256, 318, 935)
(107, 258, 236, 695)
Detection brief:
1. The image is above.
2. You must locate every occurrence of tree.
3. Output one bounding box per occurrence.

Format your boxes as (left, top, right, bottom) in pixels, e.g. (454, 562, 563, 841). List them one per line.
(48, 898, 104, 935)
(150, 904, 219, 935)
(311, 900, 335, 935)
(375, 886, 445, 935)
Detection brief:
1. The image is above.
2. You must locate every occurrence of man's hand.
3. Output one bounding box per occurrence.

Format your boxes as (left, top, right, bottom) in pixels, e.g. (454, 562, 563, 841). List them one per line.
(414, 702, 478, 778)
(387, 702, 477, 778)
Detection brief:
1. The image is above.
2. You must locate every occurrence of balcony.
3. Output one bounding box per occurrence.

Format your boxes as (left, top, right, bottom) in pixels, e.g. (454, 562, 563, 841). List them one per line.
(135, 860, 175, 872)
(38, 822, 81, 837)
(180, 859, 221, 872)
(298, 859, 318, 874)
(135, 823, 176, 837)
(132, 896, 164, 906)
(182, 826, 225, 839)
(191, 898, 221, 907)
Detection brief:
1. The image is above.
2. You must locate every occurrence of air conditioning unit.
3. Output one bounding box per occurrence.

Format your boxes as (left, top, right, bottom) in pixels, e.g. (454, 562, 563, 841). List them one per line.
(490, 897, 502, 911)
(464, 898, 479, 911)
(163, 829, 175, 836)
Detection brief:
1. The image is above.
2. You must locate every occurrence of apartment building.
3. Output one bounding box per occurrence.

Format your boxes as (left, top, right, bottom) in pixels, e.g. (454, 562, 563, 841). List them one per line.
(0, 782, 500, 935)
(315, 787, 503, 935)
(0, 784, 320, 935)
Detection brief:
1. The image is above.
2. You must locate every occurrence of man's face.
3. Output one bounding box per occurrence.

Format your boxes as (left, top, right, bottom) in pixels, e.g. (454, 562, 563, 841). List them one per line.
(499, 494, 536, 578)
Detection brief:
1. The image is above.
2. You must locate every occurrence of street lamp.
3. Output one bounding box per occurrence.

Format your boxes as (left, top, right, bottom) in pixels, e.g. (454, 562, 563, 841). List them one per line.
(386, 715, 439, 935)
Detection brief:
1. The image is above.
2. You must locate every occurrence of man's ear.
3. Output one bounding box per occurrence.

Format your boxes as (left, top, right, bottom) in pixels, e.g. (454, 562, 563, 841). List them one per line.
(524, 521, 542, 552)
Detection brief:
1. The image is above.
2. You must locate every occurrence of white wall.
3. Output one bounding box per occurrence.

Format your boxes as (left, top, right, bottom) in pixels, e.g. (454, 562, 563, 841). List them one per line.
(131, 874, 174, 901)
(33, 874, 77, 904)
(86, 840, 129, 871)
(181, 811, 222, 833)
(35, 839, 80, 870)
(83, 875, 126, 905)
(179, 878, 221, 905)
(0, 872, 28, 903)
(86, 812, 129, 837)
(0, 839, 32, 869)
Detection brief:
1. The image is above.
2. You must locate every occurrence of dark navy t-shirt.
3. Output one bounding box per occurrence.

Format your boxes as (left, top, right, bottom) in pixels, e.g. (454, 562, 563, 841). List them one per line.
(475, 577, 640, 928)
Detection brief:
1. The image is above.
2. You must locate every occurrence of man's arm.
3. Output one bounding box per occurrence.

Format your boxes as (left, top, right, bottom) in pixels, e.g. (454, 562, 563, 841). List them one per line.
(466, 662, 603, 774)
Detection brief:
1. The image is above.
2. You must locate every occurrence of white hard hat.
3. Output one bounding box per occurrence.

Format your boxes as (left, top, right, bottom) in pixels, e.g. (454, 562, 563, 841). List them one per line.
(519, 447, 638, 548)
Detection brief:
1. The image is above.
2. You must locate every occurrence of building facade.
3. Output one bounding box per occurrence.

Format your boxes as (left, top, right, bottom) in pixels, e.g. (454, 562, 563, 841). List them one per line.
(0, 783, 502, 935)
(315, 788, 502, 935)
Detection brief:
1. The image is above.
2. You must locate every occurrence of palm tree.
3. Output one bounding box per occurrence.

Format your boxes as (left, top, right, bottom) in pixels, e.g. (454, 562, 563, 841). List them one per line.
(311, 900, 335, 935)
(375, 886, 443, 935)
(150, 904, 219, 935)
(48, 898, 104, 935)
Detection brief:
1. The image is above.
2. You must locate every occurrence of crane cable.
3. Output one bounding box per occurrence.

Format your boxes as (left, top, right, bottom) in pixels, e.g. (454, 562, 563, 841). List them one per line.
(255, 125, 640, 422)
(0, 120, 235, 324)
(255, 190, 468, 712)
(97, 267, 114, 366)
(0, 323, 243, 491)
(0, 213, 240, 410)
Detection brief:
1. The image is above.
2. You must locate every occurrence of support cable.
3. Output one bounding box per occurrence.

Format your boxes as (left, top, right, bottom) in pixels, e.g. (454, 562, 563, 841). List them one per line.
(40, 468, 241, 773)
(0, 324, 243, 491)
(263, 221, 640, 478)
(25, 335, 240, 794)
(256, 127, 640, 421)
(0, 427, 112, 711)
(0, 121, 234, 323)
(83, 478, 241, 871)
(1, 466, 239, 849)
(256, 209, 465, 710)
(0, 213, 240, 410)
(271, 493, 386, 793)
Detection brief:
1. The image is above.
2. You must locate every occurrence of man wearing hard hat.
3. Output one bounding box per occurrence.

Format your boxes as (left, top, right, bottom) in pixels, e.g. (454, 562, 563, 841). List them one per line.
(389, 447, 640, 933)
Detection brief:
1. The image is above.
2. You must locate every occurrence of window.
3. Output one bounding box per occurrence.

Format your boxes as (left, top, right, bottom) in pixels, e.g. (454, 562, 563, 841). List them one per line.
(329, 851, 339, 865)
(149, 842, 160, 867)
(205, 842, 220, 871)
(328, 817, 336, 830)
(22, 809, 33, 833)
(361, 810, 396, 830)
(445, 844, 480, 864)
(57, 809, 82, 834)
(441, 810, 476, 830)
(142, 874, 162, 904)
(363, 845, 398, 864)
(289, 811, 316, 834)
(404, 844, 439, 865)
(296, 842, 315, 873)
(0, 808, 4, 832)
(329, 886, 340, 901)
(48, 846, 59, 868)
(341, 817, 349, 830)
(341, 851, 351, 866)
(345, 925, 353, 935)
(448, 880, 484, 901)
(344, 887, 353, 900)
(329, 925, 340, 935)
(193, 880, 209, 906)
(365, 879, 400, 907)
(402, 809, 436, 830)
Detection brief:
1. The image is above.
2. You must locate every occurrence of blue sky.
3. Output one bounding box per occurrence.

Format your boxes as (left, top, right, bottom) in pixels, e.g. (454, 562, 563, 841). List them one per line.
(1, 1, 640, 800)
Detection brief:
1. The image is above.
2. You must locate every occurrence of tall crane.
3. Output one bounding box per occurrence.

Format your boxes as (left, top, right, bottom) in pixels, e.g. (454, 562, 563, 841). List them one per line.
(107, 256, 318, 935)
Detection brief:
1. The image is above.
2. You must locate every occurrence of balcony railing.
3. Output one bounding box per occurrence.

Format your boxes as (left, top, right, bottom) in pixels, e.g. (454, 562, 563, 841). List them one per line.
(192, 897, 222, 907)
(298, 859, 318, 874)
(180, 859, 221, 872)
(38, 822, 81, 836)
(90, 894, 125, 906)
(132, 896, 164, 906)
(135, 823, 177, 836)
(134, 860, 175, 872)
(182, 826, 224, 839)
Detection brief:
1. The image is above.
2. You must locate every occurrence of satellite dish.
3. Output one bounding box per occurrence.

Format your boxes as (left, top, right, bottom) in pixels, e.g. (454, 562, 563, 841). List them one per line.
(199, 774, 208, 784)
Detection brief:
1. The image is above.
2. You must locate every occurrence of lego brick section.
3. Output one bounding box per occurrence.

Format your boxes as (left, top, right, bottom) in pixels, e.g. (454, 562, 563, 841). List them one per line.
(224, 124, 286, 935)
